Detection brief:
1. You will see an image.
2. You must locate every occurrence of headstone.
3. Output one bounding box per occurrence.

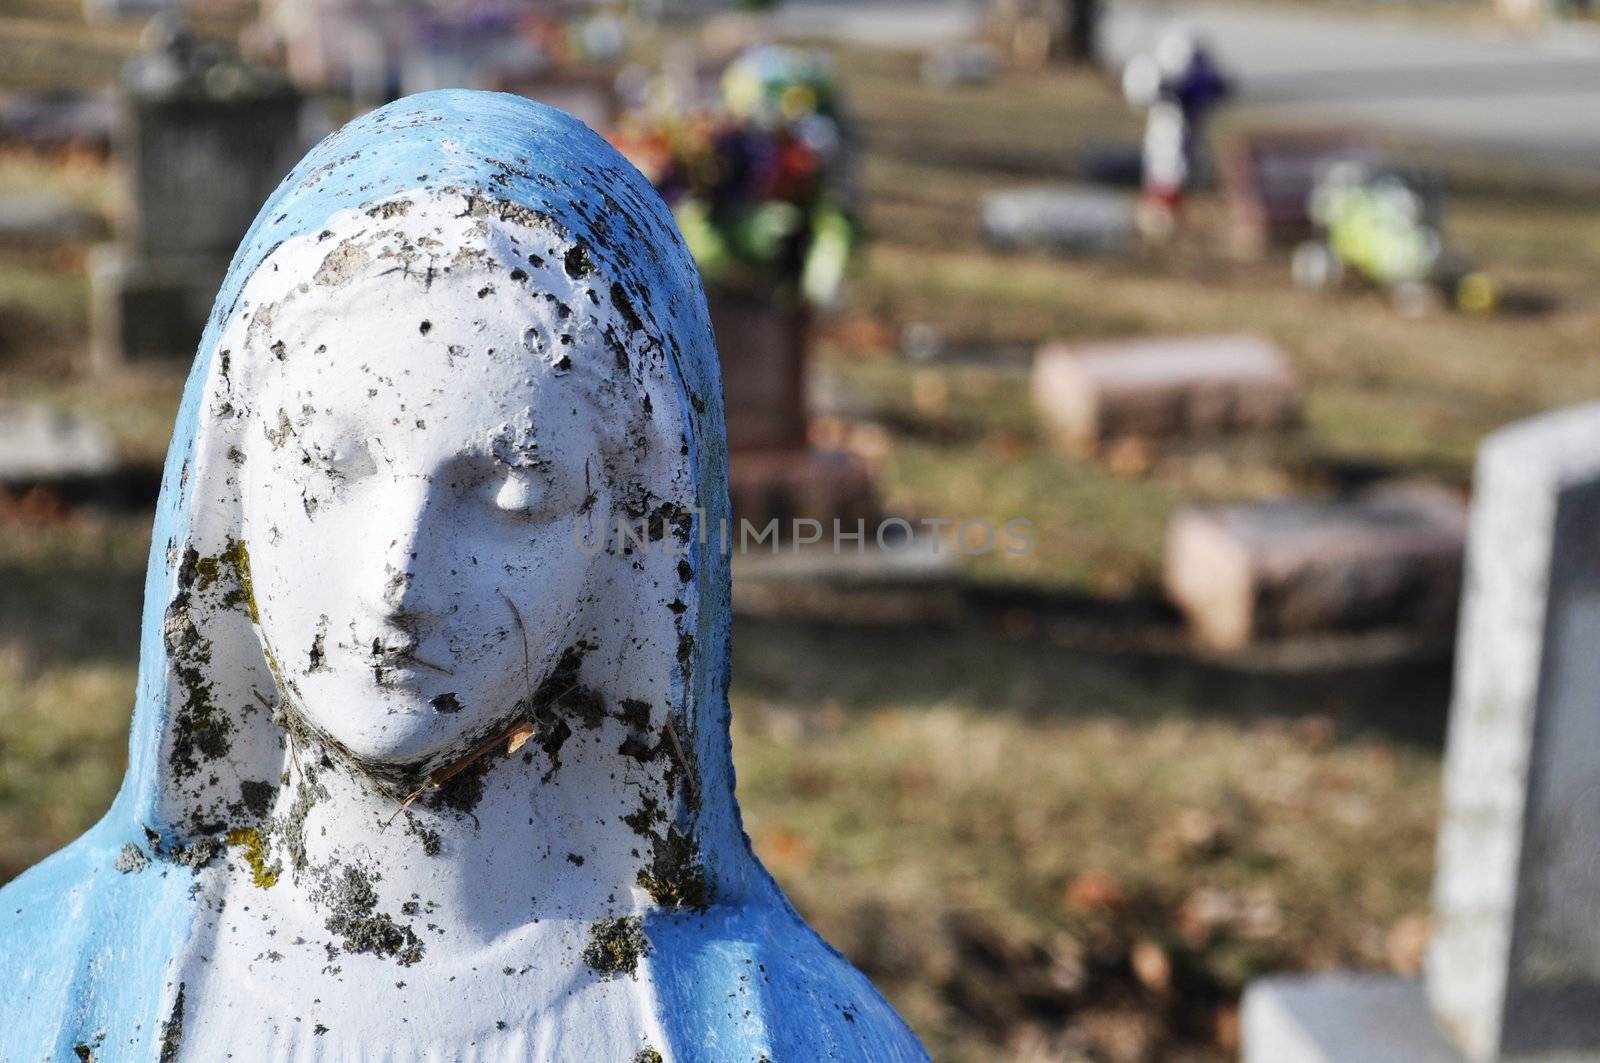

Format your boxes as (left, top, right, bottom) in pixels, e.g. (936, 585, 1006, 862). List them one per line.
(1239, 400, 1600, 1063)
(728, 447, 878, 529)
(1032, 333, 1301, 451)
(1243, 974, 1464, 1063)
(90, 18, 309, 365)
(1164, 484, 1466, 651)
(709, 285, 810, 454)
(0, 402, 116, 486)
(0, 195, 104, 248)
(1431, 402, 1600, 1060)
(1220, 134, 1384, 256)
(981, 186, 1135, 255)
(708, 284, 883, 531)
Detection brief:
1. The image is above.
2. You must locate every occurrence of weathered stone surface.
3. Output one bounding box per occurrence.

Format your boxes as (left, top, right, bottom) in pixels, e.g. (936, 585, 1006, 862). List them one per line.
(0, 91, 930, 1063)
(0, 401, 115, 485)
(1429, 400, 1600, 1062)
(1239, 402, 1600, 1063)
(1032, 333, 1300, 449)
(981, 185, 1135, 255)
(1242, 974, 1466, 1063)
(1164, 485, 1466, 650)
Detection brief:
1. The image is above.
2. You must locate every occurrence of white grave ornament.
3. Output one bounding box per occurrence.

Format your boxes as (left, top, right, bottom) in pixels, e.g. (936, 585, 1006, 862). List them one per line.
(0, 91, 928, 1063)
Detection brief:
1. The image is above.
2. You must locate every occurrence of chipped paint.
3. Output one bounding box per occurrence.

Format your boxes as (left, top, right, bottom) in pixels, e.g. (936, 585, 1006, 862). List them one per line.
(0, 91, 927, 1063)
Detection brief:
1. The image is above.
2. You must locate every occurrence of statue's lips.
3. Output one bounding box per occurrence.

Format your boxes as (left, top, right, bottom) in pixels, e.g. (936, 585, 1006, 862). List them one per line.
(368, 635, 455, 687)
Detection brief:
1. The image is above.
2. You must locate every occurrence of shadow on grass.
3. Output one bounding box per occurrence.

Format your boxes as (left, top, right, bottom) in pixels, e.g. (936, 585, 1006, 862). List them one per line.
(0, 500, 155, 670)
(731, 597, 1452, 750)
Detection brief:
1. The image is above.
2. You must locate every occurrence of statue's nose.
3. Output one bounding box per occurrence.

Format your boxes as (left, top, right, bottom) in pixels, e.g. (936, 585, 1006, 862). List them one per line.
(366, 476, 437, 621)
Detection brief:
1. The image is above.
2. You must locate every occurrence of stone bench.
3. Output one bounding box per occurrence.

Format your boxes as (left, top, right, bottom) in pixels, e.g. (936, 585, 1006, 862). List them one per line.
(1164, 485, 1467, 651)
(1032, 333, 1301, 451)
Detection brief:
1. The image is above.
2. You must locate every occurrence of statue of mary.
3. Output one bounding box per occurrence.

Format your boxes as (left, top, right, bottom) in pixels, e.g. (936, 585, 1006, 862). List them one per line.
(0, 90, 928, 1063)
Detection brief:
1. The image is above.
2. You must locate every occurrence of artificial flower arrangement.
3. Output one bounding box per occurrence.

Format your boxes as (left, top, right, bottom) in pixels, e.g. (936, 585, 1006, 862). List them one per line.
(611, 45, 859, 306)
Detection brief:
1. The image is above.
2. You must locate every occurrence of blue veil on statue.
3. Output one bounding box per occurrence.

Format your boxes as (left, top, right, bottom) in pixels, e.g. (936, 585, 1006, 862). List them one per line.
(0, 92, 926, 1061)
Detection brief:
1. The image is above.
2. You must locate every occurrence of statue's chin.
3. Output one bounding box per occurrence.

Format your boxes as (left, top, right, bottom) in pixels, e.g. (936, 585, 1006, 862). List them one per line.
(290, 685, 511, 778)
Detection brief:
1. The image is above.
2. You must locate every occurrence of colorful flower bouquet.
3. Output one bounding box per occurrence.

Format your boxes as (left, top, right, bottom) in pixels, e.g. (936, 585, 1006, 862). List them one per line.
(611, 45, 859, 306)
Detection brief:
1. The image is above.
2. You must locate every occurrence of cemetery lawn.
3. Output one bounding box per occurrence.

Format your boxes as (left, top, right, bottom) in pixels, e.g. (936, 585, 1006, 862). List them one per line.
(824, 47, 1600, 592)
(0, 15, 1596, 1062)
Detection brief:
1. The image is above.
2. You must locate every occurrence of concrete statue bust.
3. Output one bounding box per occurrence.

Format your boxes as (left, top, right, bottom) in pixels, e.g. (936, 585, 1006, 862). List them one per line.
(0, 91, 928, 1062)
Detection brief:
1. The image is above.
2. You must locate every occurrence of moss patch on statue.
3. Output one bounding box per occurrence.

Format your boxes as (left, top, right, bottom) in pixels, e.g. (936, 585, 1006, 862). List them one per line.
(583, 916, 649, 978)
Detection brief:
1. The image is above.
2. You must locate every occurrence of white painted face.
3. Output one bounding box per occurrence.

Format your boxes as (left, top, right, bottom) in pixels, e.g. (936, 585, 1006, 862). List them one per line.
(232, 193, 662, 770)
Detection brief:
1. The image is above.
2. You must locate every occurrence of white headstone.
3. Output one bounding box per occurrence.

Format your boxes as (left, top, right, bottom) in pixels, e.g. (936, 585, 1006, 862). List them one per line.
(981, 186, 1135, 255)
(1239, 400, 1600, 1063)
(1430, 400, 1600, 1060)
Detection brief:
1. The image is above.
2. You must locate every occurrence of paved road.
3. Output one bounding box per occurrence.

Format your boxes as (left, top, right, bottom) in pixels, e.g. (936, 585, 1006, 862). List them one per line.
(773, 0, 1600, 162)
(1104, 2, 1600, 161)
(770, 0, 985, 48)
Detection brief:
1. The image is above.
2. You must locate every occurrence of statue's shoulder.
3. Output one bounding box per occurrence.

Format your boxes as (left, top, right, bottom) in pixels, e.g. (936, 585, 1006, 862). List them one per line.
(649, 900, 931, 1062)
(0, 833, 113, 1036)
(0, 833, 105, 951)
(0, 824, 191, 1052)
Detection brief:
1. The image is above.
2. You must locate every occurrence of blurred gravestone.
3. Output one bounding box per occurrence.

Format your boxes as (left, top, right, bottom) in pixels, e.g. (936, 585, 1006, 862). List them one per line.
(89, 17, 309, 365)
(1220, 133, 1383, 257)
(713, 287, 810, 454)
(921, 43, 1000, 88)
(0, 195, 104, 248)
(1430, 402, 1600, 1060)
(0, 402, 115, 487)
(1165, 485, 1466, 652)
(707, 286, 879, 533)
(1240, 400, 1600, 1062)
(1032, 333, 1300, 452)
(982, 186, 1134, 255)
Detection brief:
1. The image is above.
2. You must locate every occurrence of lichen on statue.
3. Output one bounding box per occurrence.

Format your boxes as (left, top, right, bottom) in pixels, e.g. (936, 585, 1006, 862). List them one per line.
(0, 91, 928, 1062)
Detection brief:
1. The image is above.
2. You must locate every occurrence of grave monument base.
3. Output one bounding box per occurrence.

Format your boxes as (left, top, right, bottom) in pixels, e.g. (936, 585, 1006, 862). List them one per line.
(1244, 974, 1600, 1063)
(1243, 974, 1465, 1063)
(728, 446, 878, 531)
(88, 244, 227, 366)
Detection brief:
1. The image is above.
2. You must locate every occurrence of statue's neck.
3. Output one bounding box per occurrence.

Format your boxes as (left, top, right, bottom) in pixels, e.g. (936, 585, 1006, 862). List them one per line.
(254, 705, 717, 953)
